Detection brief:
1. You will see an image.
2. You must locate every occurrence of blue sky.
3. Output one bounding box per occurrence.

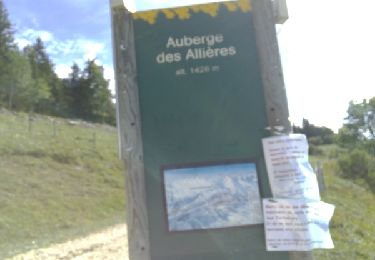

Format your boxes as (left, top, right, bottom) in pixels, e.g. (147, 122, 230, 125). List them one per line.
(3, 0, 113, 85)
(3, 0, 375, 131)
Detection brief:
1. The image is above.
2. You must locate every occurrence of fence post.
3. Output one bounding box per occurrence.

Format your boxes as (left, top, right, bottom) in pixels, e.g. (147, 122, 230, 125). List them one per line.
(92, 132, 96, 150)
(316, 163, 326, 194)
(28, 112, 33, 135)
(53, 120, 57, 138)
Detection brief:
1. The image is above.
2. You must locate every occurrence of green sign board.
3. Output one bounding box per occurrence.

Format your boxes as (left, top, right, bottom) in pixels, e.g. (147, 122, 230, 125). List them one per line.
(121, 1, 289, 259)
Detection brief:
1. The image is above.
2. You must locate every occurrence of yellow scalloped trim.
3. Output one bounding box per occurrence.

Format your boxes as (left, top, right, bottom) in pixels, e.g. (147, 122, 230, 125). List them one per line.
(132, 0, 252, 24)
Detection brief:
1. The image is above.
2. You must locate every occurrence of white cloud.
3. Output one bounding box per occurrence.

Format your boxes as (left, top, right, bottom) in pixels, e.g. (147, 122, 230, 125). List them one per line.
(39, 31, 54, 42)
(103, 64, 116, 95)
(63, 0, 96, 8)
(46, 39, 105, 62)
(16, 28, 106, 63)
(16, 27, 107, 66)
(19, 28, 54, 43)
(15, 27, 114, 94)
(55, 64, 72, 78)
(15, 38, 32, 49)
(80, 41, 105, 61)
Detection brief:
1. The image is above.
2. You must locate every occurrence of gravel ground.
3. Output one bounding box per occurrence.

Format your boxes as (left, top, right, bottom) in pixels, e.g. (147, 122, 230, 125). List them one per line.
(9, 224, 129, 260)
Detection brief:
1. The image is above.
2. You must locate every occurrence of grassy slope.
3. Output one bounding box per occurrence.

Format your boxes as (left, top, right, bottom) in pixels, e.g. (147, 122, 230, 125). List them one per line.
(1, 111, 374, 259)
(312, 146, 375, 260)
(0, 111, 126, 258)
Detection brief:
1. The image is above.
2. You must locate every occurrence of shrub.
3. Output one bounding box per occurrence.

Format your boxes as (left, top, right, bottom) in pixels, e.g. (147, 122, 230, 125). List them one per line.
(338, 148, 375, 192)
(309, 136, 324, 146)
(363, 139, 375, 156)
(309, 144, 323, 156)
(328, 147, 341, 159)
(368, 158, 375, 192)
(337, 149, 370, 179)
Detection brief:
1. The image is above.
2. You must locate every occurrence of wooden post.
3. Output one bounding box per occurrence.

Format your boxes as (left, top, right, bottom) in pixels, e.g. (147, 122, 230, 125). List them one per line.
(272, 0, 289, 24)
(253, 0, 291, 135)
(28, 112, 33, 135)
(92, 132, 96, 150)
(316, 163, 326, 194)
(110, 1, 151, 260)
(53, 120, 57, 138)
(253, 0, 313, 259)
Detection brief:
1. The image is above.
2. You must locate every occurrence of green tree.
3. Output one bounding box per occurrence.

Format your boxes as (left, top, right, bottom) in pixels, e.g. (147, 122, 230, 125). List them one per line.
(293, 118, 334, 145)
(66, 60, 115, 124)
(337, 98, 375, 148)
(70, 63, 81, 87)
(5, 50, 33, 110)
(79, 60, 115, 124)
(346, 98, 374, 139)
(0, 1, 37, 111)
(338, 149, 371, 179)
(365, 98, 375, 137)
(0, 0, 16, 107)
(61, 63, 83, 117)
(0, 0, 15, 62)
(24, 38, 56, 112)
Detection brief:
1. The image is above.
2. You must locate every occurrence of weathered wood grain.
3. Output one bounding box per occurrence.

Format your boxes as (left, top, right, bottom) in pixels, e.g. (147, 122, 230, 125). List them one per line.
(272, 0, 289, 24)
(111, 5, 151, 260)
(253, 0, 313, 259)
(253, 0, 291, 135)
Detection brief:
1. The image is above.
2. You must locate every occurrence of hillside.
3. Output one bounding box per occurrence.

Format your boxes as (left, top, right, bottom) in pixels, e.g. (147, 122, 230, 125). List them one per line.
(312, 146, 375, 260)
(0, 110, 126, 259)
(1, 111, 374, 259)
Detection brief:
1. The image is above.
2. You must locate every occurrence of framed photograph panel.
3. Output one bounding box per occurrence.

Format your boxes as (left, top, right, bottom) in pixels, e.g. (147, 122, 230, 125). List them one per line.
(163, 161, 263, 232)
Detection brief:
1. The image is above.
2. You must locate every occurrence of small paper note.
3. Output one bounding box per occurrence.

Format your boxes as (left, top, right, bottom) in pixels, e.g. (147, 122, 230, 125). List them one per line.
(262, 134, 320, 200)
(263, 199, 335, 251)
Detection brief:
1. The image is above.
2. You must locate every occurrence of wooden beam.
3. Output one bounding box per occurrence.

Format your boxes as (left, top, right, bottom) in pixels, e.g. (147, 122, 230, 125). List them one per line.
(110, 0, 124, 8)
(252, 0, 291, 135)
(272, 0, 289, 24)
(252, 0, 313, 259)
(110, 5, 151, 260)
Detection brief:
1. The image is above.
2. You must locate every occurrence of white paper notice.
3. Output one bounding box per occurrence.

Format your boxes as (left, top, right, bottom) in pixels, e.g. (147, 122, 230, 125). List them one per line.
(263, 199, 335, 251)
(262, 134, 320, 200)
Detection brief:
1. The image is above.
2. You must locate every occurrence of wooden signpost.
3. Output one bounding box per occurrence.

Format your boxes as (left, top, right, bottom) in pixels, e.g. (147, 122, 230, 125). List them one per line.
(111, 0, 312, 259)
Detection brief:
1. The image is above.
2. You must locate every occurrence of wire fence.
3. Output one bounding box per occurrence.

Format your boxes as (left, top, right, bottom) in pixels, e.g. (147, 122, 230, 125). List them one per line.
(0, 109, 117, 153)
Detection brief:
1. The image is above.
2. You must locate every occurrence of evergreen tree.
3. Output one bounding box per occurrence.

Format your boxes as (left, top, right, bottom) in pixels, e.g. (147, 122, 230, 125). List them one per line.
(0, 2, 115, 123)
(70, 63, 81, 86)
(24, 38, 60, 113)
(293, 118, 334, 145)
(0, 0, 16, 107)
(62, 63, 83, 117)
(77, 60, 115, 124)
(6, 50, 33, 110)
(0, 0, 14, 59)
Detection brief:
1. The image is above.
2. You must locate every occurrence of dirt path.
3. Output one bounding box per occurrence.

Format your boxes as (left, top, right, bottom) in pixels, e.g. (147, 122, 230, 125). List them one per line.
(10, 224, 129, 260)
